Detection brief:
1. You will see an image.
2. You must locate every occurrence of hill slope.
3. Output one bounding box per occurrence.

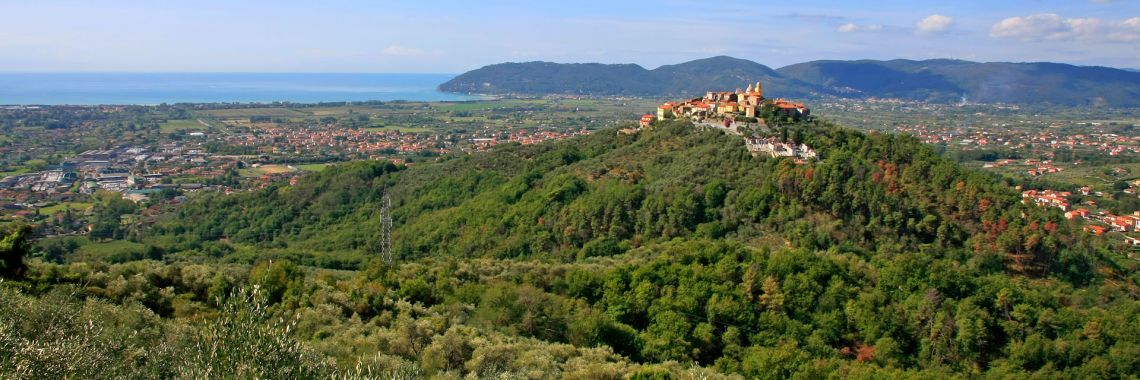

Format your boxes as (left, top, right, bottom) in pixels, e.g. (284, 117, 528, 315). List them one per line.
(440, 56, 1140, 106)
(142, 119, 1140, 377)
(161, 120, 1091, 276)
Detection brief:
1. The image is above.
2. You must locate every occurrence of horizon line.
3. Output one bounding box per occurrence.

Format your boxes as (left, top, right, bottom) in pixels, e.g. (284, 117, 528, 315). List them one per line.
(0, 71, 462, 75)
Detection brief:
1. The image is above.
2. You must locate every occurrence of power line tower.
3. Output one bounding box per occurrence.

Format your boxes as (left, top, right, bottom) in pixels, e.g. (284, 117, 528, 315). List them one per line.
(380, 193, 393, 263)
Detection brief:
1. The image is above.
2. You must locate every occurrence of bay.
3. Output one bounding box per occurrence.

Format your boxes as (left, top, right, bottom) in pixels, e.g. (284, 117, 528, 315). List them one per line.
(0, 73, 480, 105)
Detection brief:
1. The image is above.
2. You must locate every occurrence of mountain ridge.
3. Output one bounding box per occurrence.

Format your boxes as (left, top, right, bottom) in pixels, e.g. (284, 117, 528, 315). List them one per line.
(439, 56, 1140, 106)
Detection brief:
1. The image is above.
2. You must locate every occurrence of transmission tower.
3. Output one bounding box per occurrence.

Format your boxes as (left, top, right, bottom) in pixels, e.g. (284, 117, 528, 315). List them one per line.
(380, 193, 393, 263)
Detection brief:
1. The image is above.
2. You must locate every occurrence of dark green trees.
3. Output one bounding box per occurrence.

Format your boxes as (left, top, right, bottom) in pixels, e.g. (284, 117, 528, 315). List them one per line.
(0, 224, 31, 278)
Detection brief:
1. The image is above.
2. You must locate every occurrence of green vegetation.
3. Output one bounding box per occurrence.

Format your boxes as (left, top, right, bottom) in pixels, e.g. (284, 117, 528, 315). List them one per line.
(158, 119, 209, 133)
(296, 163, 332, 172)
(4, 120, 1139, 378)
(362, 125, 434, 133)
(0, 224, 31, 278)
(37, 202, 94, 216)
(202, 108, 308, 118)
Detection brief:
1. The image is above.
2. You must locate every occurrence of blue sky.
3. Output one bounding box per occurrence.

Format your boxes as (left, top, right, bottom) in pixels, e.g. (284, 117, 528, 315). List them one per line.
(1, 0, 1137, 72)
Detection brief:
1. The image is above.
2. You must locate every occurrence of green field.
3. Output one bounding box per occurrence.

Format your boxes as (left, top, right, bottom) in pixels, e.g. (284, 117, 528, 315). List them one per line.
(201, 108, 310, 118)
(74, 239, 147, 262)
(0, 167, 29, 177)
(363, 125, 435, 133)
(238, 164, 297, 177)
(160, 119, 210, 133)
(38, 202, 94, 215)
(438, 99, 544, 112)
(296, 163, 332, 172)
(1030, 162, 1140, 189)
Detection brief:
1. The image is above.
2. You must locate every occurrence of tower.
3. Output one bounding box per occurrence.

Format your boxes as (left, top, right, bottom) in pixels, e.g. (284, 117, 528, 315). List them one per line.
(755, 81, 763, 98)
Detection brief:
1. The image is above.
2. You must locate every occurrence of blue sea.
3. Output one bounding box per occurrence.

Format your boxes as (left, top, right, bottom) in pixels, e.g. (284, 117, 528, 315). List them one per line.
(0, 73, 480, 105)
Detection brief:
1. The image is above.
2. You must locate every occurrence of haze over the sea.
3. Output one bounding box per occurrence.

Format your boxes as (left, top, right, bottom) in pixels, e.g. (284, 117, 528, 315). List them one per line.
(0, 73, 479, 105)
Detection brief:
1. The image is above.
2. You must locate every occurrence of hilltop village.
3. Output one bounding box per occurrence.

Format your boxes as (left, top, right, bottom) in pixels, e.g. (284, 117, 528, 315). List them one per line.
(635, 81, 816, 162)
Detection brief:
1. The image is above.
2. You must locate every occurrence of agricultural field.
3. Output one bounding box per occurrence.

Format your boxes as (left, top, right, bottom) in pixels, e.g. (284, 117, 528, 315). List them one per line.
(201, 107, 310, 118)
(239, 164, 298, 177)
(159, 119, 210, 133)
(296, 163, 331, 172)
(37, 202, 94, 215)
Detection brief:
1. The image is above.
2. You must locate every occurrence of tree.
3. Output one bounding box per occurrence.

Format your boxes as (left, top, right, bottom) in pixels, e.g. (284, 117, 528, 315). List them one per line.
(0, 224, 32, 278)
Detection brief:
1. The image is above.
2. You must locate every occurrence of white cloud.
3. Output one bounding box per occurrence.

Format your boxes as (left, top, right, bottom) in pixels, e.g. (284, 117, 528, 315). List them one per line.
(1111, 17, 1140, 42)
(837, 23, 882, 33)
(916, 14, 952, 35)
(990, 14, 1140, 42)
(382, 44, 425, 56)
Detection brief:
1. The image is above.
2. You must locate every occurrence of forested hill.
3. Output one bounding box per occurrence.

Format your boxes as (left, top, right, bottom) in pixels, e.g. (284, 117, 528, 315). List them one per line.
(142, 119, 1140, 377)
(161, 119, 1101, 277)
(439, 56, 1140, 106)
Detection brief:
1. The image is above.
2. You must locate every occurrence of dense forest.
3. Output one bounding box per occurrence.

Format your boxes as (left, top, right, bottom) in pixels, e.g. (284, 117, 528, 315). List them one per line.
(3, 120, 1140, 378)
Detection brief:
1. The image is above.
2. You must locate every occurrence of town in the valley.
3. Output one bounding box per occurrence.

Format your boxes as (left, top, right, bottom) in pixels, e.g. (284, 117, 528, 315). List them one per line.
(4, 85, 1140, 254)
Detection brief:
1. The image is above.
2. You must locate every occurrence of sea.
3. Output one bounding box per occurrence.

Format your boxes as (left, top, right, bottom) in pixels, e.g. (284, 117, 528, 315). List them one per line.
(0, 73, 481, 105)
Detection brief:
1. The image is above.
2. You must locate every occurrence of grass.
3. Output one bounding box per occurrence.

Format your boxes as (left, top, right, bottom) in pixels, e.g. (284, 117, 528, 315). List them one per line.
(160, 119, 210, 133)
(239, 164, 297, 177)
(238, 168, 264, 177)
(74, 240, 147, 262)
(38, 202, 94, 215)
(0, 167, 29, 177)
(1032, 162, 1140, 189)
(364, 125, 435, 133)
(438, 100, 545, 112)
(296, 163, 332, 172)
(201, 108, 308, 118)
(303, 106, 387, 116)
(259, 164, 296, 174)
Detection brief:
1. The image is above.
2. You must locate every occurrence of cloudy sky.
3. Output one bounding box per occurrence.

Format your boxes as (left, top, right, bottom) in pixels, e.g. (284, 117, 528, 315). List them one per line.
(0, 0, 1137, 72)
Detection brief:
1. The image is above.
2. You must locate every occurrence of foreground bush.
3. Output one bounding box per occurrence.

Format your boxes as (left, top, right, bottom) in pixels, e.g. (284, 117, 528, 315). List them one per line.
(0, 285, 330, 379)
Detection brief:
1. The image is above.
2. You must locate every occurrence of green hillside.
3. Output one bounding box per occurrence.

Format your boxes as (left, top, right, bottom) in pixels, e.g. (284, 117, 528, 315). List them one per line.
(5, 120, 1139, 378)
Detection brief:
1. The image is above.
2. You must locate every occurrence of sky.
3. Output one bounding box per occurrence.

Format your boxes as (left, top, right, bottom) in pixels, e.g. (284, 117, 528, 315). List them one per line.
(0, 0, 1138, 73)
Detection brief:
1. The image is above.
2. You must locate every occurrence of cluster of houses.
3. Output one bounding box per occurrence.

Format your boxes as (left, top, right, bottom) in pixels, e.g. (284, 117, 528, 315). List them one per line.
(650, 81, 810, 122)
(633, 81, 818, 164)
(746, 137, 818, 161)
(0, 143, 229, 219)
(1022, 188, 1140, 247)
(895, 122, 1140, 158)
(1022, 189, 1073, 211)
(1085, 212, 1140, 248)
(981, 159, 1066, 176)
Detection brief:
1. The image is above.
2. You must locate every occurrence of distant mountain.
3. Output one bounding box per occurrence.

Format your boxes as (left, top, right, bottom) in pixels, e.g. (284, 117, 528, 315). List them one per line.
(779, 59, 1140, 106)
(438, 56, 820, 98)
(439, 56, 1140, 106)
(650, 56, 818, 98)
(437, 61, 654, 96)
